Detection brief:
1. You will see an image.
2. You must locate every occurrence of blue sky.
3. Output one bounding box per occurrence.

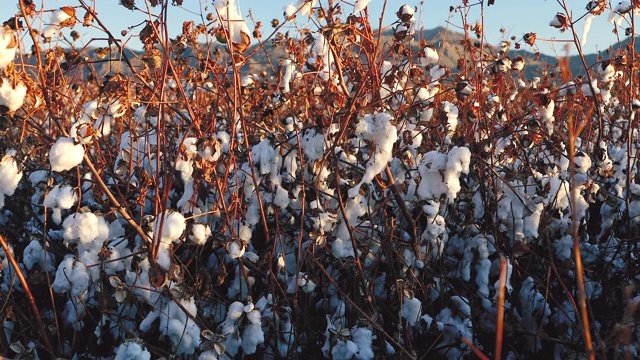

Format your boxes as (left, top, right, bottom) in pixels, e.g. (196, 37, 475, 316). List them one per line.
(39, 0, 636, 56)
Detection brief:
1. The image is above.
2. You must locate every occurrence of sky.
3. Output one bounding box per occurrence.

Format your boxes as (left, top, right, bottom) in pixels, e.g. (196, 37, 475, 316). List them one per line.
(31, 0, 637, 57)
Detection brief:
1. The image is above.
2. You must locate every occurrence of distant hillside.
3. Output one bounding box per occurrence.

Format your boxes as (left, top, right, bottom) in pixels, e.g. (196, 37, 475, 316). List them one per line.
(77, 26, 634, 81)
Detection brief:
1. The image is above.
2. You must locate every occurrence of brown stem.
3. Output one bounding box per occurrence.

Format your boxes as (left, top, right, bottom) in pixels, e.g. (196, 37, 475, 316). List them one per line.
(0, 233, 55, 356)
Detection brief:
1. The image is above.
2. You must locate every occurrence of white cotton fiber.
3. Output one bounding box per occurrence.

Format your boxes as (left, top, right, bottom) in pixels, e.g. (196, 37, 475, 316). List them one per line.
(154, 211, 186, 243)
(50, 137, 84, 172)
(0, 27, 17, 70)
(189, 223, 211, 245)
(0, 151, 22, 209)
(0, 79, 26, 112)
(62, 212, 110, 246)
(114, 341, 151, 360)
(44, 185, 77, 224)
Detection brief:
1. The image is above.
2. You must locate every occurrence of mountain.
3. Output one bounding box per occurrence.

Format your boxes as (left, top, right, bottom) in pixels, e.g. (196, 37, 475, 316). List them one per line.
(75, 26, 633, 82)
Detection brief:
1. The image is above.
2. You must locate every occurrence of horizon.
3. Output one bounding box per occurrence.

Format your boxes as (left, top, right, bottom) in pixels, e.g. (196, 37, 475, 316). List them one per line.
(25, 0, 638, 58)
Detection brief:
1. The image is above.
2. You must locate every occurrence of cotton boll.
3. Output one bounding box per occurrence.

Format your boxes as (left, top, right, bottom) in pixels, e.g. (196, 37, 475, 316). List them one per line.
(0, 27, 17, 70)
(52, 255, 88, 297)
(62, 212, 110, 246)
(227, 240, 246, 259)
(351, 327, 374, 360)
(401, 296, 422, 325)
(0, 151, 22, 209)
(50, 137, 84, 172)
(189, 223, 211, 245)
(43, 185, 77, 225)
(419, 45, 439, 66)
(114, 340, 151, 360)
(154, 211, 186, 244)
(22, 240, 55, 272)
(0, 78, 27, 111)
(352, 0, 371, 15)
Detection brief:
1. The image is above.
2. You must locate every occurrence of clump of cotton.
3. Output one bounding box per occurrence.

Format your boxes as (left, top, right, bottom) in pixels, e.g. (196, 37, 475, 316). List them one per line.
(401, 295, 422, 325)
(43, 185, 77, 225)
(0, 27, 17, 70)
(581, 13, 595, 46)
(284, 0, 318, 18)
(352, 0, 371, 15)
(280, 58, 297, 93)
(22, 240, 55, 272)
(0, 150, 22, 209)
(50, 137, 84, 172)
(212, 0, 251, 47)
(153, 211, 186, 270)
(114, 340, 151, 360)
(417, 147, 471, 204)
(514, 277, 550, 351)
(42, 8, 75, 38)
(0, 78, 27, 112)
(459, 234, 496, 309)
(52, 255, 89, 297)
(189, 223, 211, 245)
(62, 212, 110, 247)
(349, 112, 398, 198)
(140, 295, 200, 355)
(419, 45, 439, 66)
(433, 296, 473, 358)
(442, 101, 459, 143)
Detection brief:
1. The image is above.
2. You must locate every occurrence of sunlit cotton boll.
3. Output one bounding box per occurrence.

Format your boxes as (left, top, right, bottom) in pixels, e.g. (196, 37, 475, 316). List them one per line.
(189, 223, 211, 245)
(352, 0, 371, 15)
(49, 137, 85, 172)
(0, 78, 27, 112)
(62, 212, 109, 246)
(0, 151, 22, 209)
(43, 185, 77, 225)
(0, 27, 17, 70)
(154, 211, 186, 243)
(419, 45, 439, 66)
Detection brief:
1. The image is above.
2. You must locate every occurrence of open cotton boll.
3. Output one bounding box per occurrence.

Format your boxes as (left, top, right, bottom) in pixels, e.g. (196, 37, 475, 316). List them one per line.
(189, 223, 211, 245)
(352, 0, 371, 15)
(0, 27, 17, 70)
(401, 296, 422, 325)
(286, 0, 318, 18)
(50, 137, 84, 172)
(154, 211, 186, 243)
(0, 78, 27, 112)
(0, 151, 22, 209)
(52, 255, 89, 297)
(114, 341, 151, 360)
(62, 212, 109, 247)
(22, 240, 55, 272)
(42, 8, 73, 38)
(349, 113, 398, 198)
(43, 185, 77, 224)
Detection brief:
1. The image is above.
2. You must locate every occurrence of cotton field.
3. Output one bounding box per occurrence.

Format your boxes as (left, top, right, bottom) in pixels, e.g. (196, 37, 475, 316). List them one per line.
(0, 0, 639, 359)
